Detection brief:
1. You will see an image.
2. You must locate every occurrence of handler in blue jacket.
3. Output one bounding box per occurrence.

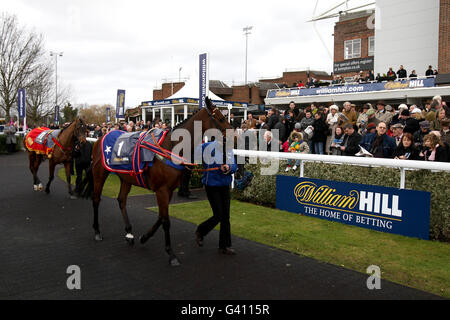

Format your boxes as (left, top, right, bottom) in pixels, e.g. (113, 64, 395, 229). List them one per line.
(195, 138, 238, 255)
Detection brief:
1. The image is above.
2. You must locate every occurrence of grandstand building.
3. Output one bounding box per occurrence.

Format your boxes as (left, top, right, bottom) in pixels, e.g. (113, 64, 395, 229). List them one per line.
(265, 0, 450, 108)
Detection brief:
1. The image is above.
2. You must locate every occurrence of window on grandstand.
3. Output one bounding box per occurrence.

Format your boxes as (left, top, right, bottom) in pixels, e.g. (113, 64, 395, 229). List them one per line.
(344, 39, 361, 59)
(368, 36, 375, 56)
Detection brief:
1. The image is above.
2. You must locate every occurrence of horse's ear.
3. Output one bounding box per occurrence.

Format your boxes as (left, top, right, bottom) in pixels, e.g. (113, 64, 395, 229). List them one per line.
(205, 96, 214, 109)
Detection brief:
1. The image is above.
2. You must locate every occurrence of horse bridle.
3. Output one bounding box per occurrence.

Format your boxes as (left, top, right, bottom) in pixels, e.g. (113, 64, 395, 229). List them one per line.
(54, 120, 87, 156)
(204, 105, 235, 167)
(205, 105, 229, 137)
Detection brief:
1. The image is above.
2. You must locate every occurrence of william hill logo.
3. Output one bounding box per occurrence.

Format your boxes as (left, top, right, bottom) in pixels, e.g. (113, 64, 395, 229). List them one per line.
(294, 181, 402, 218)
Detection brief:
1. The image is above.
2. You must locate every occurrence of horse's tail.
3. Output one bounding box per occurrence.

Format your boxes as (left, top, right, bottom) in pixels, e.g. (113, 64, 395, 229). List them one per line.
(80, 164, 94, 199)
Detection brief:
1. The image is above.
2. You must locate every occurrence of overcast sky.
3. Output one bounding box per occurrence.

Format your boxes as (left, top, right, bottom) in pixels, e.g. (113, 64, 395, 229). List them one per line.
(2, 0, 373, 109)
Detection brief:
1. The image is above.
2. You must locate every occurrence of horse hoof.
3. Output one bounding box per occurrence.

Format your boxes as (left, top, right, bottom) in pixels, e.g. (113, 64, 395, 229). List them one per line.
(94, 234, 103, 242)
(169, 257, 181, 267)
(125, 233, 135, 246)
(139, 235, 148, 244)
(70, 195, 78, 200)
(33, 185, 38, 191)
(45, 188, 50, 194)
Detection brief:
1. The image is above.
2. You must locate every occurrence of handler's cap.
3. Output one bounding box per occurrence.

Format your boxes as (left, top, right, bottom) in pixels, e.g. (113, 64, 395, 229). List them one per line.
(366, 109, 376, 116)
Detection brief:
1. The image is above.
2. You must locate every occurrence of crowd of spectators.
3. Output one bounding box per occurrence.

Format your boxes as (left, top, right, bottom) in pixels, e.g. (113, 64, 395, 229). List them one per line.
(237, 96, 450, 169)
(85, 119, 171, 139)
(292, 65, 439, 89)
(5, 91, 449, 166)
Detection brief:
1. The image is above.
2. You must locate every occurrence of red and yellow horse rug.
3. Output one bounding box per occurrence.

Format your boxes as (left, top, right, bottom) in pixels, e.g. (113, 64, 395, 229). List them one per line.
(25, 127, 62, 157)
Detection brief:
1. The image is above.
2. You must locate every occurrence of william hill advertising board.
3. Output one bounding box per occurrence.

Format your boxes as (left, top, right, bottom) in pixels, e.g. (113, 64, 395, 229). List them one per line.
(276, 176, 431, 240)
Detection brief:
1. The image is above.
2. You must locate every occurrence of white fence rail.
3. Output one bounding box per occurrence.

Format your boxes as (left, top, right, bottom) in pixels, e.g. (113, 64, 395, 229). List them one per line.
(233, 149, 450, 189)
(86, 136, 450, 189)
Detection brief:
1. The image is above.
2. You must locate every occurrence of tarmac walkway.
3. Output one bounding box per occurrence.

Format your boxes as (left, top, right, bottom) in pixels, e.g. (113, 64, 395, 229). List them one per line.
(0, 151, 442, 300)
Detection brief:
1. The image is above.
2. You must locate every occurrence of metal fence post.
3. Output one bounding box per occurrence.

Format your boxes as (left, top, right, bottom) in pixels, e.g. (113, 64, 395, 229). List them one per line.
(400, 168, 406, 189)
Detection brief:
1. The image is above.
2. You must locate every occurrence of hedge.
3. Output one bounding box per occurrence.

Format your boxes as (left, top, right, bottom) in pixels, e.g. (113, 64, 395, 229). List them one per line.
(233, 160, 450, 242)
(0, 134, 23, 154)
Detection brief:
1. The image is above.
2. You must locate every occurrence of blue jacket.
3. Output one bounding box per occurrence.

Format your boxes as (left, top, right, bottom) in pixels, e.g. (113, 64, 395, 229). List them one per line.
(360, 133, 396, 158)
(198, 141, 238, 187)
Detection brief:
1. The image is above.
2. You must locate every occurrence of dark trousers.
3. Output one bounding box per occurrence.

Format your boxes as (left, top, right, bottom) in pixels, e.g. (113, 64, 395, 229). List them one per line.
(7, 143, 15, 153)
(197, 185, 231, 249)
(75, 162, 89, 194)
(178, 169, 192, 196)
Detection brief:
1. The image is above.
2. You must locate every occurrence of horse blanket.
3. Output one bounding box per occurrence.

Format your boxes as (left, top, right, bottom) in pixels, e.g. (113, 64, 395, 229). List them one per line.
(25, 127, 62, 157)
(101, 129, 185, 188)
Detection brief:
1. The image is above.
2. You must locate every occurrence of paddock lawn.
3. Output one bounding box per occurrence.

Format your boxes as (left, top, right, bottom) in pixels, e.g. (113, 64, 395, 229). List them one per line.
(57, 167, 150, 197)
(153, 200, 450, 299)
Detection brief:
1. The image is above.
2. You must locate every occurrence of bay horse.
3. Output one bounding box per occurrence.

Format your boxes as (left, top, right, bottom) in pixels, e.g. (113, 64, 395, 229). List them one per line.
(24, 118, 88, 197)
(84, 97, 232, 266)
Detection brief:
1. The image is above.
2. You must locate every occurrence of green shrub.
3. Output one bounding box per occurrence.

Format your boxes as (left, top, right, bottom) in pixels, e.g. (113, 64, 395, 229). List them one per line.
(0, 134, 23, 154)
(233, 160, 450, 242)
(189, 169, 204, 189)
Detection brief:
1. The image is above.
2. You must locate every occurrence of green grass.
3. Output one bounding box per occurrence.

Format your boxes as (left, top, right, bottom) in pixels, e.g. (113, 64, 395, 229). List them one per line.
(150, 199, 450, 298)
(57, 167, 151, 198)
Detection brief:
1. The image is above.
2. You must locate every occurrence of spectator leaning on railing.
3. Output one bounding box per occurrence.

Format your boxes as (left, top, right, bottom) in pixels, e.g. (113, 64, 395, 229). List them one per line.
(359, 122, 396, 158)
(393, 133, 422, 160)
(421, 133, 448, 162)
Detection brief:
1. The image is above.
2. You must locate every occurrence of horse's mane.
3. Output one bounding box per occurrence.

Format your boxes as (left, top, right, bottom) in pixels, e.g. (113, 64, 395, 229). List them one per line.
(57, 118, 82, 137)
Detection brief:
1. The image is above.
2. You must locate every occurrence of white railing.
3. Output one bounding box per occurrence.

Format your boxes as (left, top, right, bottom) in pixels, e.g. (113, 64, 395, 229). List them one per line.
(233, 149, 450, 189)
(84, 136, 450, 189)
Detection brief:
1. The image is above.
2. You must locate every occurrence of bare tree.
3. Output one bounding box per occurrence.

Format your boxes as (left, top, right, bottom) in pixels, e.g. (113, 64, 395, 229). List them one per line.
(25, 60, 54, 126)
(0, 13, 46, 121)
(78, 104, 115, 125)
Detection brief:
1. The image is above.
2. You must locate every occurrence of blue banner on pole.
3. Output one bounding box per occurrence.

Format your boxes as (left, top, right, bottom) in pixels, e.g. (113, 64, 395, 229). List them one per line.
(276, 175, 431, 240)
(199, 53, 208, 109)
(116, 89, 125, 119)
(267, 78, 436, 99)
(106, 107, 111, 122)
(18, 88, 26, 119)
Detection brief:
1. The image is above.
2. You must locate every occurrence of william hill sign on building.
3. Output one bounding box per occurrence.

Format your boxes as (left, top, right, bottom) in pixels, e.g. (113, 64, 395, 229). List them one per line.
(276, 176, 431, 240)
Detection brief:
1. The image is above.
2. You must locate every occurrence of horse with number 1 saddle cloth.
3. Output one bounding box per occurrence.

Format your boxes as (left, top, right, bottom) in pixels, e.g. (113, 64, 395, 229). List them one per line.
(101, 128, 186, 188)
(25, 127, 64, 157)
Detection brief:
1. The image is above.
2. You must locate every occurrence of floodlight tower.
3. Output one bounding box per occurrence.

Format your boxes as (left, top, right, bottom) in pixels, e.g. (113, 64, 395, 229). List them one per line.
(243, 26, 253, 85)
(50, 51, 63, 107)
